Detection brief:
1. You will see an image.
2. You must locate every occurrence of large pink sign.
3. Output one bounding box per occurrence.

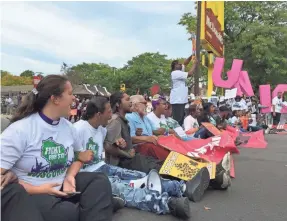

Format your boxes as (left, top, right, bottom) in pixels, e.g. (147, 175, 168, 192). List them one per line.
(213, 58, 286, 113)
(260, 84, 287, 113)
(212, 58, 254, 96)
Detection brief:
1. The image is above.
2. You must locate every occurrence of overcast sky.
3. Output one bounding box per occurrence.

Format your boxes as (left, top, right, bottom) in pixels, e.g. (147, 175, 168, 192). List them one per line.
(1, 1, 196, 75)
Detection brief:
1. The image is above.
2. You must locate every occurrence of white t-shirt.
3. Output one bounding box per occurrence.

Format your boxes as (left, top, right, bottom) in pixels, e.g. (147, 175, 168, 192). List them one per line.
(0, 113, 80, 189)
(184, 115, 199, 132)
(6, 97, 14, 105)
(240, 99, 248, 111)
(272, 96, 283, 113)
(170, 70, 188, 104)
(73, 120, 106, 172)
(232, 99, 247, 111)
(208, 96, 219, 107)
(147, 112, 168, 131)
(231, 116, 239, 125)
(77, 102, 82, 110)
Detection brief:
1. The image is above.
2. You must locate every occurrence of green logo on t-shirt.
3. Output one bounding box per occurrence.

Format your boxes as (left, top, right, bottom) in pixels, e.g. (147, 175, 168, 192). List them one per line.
(42, 138, 68, 170)
(28, 137, 69, 178)
(160, 122, 169, 130)
(83, 137, 100, 169)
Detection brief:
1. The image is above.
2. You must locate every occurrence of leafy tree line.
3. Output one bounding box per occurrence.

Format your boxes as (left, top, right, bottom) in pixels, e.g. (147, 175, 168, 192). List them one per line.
(60, 52, 205, 95)
(1, 70, 44, 86)
(178, 1, 287, 92)
(2, 53, 204, 95)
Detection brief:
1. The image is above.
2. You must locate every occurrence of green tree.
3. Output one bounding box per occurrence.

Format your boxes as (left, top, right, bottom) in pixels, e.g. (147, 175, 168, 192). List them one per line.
(178, 12, 197, 39)
(224, 1, 287, 89)
(1, 70, 12, 78)
(178, 1, 287, 91)
(20, 70, 34, 78)
(120, 52, 171, 95)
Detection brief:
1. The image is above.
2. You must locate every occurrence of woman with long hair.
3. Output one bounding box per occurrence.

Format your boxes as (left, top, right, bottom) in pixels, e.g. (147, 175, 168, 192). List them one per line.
(1, 75, 114, 221)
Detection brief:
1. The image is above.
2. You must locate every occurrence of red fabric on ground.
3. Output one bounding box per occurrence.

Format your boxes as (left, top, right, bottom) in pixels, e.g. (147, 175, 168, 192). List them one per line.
(239, 130, 268, 149)
(135, 142, 170, 161)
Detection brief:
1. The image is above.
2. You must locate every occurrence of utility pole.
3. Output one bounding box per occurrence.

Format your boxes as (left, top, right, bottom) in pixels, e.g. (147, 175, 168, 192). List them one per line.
(194, 1, 201, 96)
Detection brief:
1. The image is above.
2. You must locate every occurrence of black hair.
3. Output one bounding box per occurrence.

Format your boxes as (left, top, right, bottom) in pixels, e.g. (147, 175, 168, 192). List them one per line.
(235, 96, 241, 101)
(219, 106, 230, 112)
(110, 91, 124, 113)
(188, 104, 197, 115)
(232, 110, 239, 116)
(171, 60, 179, 72)
(10, 75, 68, 123)
(82, 96, 109, 120)
(199, 102, 214, 123)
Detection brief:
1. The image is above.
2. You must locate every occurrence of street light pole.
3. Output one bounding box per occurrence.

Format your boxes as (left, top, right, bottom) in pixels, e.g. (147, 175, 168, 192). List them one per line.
(194, 1, 201, 96)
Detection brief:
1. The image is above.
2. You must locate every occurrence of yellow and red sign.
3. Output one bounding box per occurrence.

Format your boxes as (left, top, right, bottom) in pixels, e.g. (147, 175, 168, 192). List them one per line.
(159, 151, 216, 180)
(200, 1, 224, 57)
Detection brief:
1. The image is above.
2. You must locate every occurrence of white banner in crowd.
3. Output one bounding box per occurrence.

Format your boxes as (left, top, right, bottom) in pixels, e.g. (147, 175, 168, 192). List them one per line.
(225, 88, 237, 99)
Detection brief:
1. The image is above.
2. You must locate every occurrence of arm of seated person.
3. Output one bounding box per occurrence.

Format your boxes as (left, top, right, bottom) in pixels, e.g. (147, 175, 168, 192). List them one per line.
(104, 119, 132, 158)
(19, 180, 67, 196)
(152, 127, 166, 136)
(185, 127, 198, 135)
(131, 135, 157, 145)
(19, 161, 83, 196)
(168, 129, 183, 140)
(104, 141, 133, 158)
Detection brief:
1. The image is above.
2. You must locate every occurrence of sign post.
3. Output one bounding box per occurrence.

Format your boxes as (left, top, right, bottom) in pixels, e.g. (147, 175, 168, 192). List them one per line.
(200, 1, 224, 97)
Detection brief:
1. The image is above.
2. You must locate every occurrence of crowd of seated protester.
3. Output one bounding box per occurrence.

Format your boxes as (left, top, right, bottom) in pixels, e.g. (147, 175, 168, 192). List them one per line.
(2, 75, 278, 221)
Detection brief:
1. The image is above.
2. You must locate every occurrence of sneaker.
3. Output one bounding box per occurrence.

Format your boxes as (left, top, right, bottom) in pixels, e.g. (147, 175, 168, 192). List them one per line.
(112, 196, 125, 213)
(168, 197, 190, 219)
(209, 153, 231, 190)
(184, 167, 210, 202)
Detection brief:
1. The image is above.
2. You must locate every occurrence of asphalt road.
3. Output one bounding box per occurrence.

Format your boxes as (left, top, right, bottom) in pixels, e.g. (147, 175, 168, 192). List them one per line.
(1, 116, 286, 221)
(113, 135, 287, 221)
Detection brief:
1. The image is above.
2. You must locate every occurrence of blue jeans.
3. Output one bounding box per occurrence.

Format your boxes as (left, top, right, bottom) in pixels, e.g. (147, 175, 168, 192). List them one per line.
(95, 164, 184, 197)
(109, 176, 170, 215)
(194, 127, 212, 139)
(93, 164, 184, 214)
(95, 163, 146, 180)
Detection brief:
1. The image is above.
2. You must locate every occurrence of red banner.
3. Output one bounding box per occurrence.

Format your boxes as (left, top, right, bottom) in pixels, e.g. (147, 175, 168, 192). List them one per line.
(202, 122, 222, 136)
(239, 130, 268, 149)
(225, 126, 268, 149)
(158, 135, 239, 164)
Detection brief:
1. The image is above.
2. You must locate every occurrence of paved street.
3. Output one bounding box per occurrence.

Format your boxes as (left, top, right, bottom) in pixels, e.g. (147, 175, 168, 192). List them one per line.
(114, 135, 287, 221)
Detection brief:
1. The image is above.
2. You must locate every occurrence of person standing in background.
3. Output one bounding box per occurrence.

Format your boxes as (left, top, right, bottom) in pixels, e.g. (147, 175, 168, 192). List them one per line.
(272, 91, 283, 125)
(170, 56, 198, 126)
(208, 91, 219, 107)
(17, 93, 22, 107)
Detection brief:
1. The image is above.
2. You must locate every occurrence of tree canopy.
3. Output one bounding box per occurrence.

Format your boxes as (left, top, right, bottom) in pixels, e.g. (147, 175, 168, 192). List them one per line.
(178, 1, 287, 91)
(20, 70, 34, 78)
(1, 71, 33, 86)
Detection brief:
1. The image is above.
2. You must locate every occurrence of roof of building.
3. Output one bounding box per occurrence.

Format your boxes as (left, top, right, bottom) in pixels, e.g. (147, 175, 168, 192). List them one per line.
(1, 84, 111, 97)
